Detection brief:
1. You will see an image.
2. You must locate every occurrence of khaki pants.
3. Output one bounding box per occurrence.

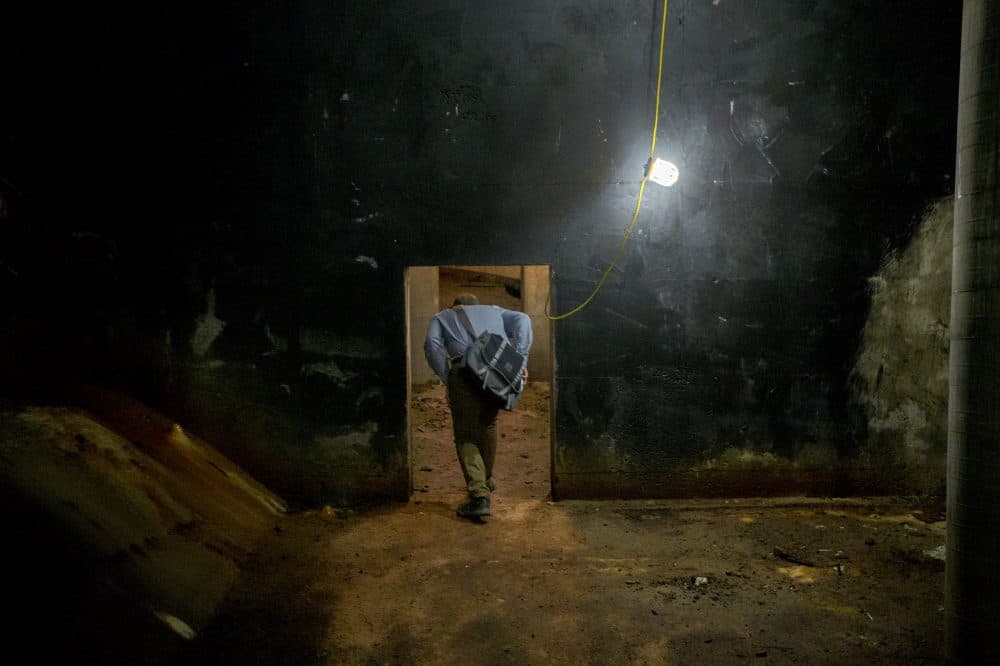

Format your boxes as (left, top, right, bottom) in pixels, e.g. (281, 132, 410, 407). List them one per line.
(447, 364, 500, 499)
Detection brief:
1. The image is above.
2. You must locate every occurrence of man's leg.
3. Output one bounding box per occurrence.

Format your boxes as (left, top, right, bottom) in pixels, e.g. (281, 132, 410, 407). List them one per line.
(477, 399, 499, 489)
(456, 440, 490, 497)
(448, 366, 491, 499)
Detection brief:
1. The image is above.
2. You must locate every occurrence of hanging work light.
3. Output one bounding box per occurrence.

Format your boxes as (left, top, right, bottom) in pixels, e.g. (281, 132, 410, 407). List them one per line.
(646, 157, 679, 187)
(546, 0, 674, 320)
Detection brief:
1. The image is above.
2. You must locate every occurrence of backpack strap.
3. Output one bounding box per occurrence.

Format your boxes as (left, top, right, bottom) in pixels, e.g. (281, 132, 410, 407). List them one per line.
(454, 305, 478, 340)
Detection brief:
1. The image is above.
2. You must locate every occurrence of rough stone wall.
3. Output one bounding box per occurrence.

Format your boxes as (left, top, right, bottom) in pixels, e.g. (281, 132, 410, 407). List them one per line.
(850, 198, 952, 494)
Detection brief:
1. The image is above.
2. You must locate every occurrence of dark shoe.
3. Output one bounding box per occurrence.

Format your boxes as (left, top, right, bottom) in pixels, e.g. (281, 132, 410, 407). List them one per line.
(457, 496, 491, 518)
(488, 477, 497, 492)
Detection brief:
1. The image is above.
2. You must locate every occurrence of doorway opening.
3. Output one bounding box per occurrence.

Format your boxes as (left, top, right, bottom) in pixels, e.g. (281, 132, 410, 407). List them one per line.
(404, 265, 554, 503)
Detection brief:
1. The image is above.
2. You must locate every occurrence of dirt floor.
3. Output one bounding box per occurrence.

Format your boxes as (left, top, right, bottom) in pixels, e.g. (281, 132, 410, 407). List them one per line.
(183, 381, 946, 665)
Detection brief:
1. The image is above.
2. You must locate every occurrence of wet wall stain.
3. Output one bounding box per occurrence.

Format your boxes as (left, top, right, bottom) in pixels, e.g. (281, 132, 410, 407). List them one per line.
(0, 1, 961, 503)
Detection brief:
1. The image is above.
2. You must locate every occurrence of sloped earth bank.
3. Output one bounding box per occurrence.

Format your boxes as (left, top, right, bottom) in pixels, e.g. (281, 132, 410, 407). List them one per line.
(185, 381, 946, 665)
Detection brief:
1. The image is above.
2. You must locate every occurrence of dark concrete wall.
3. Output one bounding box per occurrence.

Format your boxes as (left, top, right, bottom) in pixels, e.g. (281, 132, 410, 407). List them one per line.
(0, 1, 961, 504)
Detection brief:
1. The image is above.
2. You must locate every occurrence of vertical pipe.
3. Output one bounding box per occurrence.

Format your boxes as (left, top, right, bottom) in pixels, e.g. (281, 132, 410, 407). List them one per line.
(947, 0, 1000, 662)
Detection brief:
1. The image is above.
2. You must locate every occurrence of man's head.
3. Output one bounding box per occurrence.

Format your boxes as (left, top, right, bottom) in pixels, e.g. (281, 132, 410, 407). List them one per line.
(453, 293, 479, 306)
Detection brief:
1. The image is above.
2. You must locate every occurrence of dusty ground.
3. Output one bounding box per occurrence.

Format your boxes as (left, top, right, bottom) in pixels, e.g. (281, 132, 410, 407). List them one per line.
(184, 381, 946, 665)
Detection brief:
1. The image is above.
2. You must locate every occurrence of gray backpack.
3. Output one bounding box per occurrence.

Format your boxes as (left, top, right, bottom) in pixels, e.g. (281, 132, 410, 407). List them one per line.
(455, 306, 526, 410)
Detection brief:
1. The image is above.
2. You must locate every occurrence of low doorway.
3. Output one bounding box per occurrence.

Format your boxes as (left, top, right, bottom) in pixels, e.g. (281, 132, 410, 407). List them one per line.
(404, 265, 553, 502)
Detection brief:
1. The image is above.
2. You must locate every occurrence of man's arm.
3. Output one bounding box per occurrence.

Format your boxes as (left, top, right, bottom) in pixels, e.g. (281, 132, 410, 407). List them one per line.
(423, 316, 450, 384)
(501, 310, 533, 356)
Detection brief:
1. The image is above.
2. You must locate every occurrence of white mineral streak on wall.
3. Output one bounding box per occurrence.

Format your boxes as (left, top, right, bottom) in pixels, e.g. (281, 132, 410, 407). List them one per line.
(190, 288, 226, 357)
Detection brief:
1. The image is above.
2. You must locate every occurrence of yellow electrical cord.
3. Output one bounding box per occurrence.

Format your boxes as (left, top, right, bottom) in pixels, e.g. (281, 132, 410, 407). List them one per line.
(546, 0, 669, 321)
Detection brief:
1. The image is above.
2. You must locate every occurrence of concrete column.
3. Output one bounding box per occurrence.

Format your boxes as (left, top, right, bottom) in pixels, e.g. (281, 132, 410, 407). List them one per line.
(521, 265, 553, 381)
(946, 0, 1000, 662)
(406, 267, 439, 387)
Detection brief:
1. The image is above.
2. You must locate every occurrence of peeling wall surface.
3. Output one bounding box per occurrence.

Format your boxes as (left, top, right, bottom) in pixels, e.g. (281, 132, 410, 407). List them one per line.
(850, 199, 952, 494)
(0, 1, 961, 503)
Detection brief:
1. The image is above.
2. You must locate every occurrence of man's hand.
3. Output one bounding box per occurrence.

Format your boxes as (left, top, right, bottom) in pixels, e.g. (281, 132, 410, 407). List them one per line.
(521, 366, 529, 384)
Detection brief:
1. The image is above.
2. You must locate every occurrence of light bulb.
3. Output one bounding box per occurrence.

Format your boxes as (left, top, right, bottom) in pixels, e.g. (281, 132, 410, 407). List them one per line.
(647, 158, 679, 187)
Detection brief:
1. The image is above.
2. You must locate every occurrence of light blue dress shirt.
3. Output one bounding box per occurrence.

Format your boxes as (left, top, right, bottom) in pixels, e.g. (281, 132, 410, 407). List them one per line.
(424, 305, 533, 384)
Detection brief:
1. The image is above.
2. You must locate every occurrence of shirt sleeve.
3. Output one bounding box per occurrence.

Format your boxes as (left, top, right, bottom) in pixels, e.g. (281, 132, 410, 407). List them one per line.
(423, 315, 450, 384)
(501, 309, 533, 357)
